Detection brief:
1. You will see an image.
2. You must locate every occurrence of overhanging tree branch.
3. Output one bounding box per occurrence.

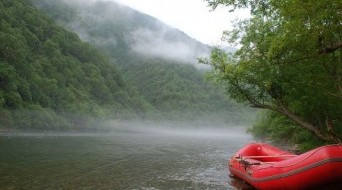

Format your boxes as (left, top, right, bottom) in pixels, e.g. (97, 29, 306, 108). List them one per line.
(319, 41, 342, 54)
(228, 75, 339, 143)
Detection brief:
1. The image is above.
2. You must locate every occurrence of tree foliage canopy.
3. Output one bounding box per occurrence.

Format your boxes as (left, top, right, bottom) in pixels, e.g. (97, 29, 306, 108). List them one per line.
(203, 0, 342, 143)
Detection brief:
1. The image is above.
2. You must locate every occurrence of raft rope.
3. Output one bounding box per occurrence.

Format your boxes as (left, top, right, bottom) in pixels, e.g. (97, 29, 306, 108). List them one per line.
(241, 155, 296, 159)
(234, 155, 267, 170)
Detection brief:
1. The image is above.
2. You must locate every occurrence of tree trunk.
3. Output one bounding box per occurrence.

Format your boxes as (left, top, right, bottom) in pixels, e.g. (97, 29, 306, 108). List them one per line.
(250, 101, 339, 143)
(277, 104, 339, 143)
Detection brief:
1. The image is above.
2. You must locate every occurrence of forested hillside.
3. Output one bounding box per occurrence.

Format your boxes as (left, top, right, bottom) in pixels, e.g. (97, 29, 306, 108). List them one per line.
(0, 0, 153, 130)
(32, 0, 211, 65)
(122, 59, 250, 123)
(0, 0, 253, 131)
(30, 0, 253, 124)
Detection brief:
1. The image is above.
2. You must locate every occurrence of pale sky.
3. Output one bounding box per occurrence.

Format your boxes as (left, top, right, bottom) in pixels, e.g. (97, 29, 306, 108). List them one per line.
(114, 0, 250, 46)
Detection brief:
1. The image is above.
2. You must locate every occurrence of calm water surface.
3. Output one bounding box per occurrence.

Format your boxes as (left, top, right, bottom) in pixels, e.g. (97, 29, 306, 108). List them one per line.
(0, 127, 253, 189)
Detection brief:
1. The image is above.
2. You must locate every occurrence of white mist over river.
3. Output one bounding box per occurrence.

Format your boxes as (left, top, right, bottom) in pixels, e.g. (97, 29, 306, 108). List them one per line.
(0, 123, 254, 189)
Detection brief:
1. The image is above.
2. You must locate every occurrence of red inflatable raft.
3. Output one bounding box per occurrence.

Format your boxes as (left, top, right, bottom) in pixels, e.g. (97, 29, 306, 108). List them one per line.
(229, 143, 342, 189)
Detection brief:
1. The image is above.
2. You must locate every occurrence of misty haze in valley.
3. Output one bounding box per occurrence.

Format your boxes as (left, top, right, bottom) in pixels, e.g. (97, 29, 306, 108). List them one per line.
(45, 0, 213, 65)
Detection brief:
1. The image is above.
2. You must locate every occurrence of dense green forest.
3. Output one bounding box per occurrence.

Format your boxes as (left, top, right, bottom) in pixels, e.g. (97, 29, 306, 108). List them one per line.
(29, 0, 253, 124)
(0, 0, 252, 130)
(0, 0, 154, 130)
(122, 59, 249, 123)
(204, 0, 342, 150)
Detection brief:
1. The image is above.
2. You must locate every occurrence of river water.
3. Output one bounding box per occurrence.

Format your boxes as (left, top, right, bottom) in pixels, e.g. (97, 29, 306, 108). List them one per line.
(0, 125, 254, 190)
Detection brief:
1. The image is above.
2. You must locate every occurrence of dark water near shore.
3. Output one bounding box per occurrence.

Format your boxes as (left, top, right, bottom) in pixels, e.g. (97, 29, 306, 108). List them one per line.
(0, 126, 253, 189)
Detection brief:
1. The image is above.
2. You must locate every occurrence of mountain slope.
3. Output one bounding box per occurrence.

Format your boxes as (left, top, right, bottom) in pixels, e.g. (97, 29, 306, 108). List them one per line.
(31, 0, 253, 124)
(32, 0, 211, 65)
(0, 0, 154, 130)
(123, 59, 249, 123)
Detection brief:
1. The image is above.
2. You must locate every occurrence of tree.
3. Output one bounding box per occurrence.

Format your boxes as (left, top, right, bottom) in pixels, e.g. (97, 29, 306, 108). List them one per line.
(202, 0, 342, 143)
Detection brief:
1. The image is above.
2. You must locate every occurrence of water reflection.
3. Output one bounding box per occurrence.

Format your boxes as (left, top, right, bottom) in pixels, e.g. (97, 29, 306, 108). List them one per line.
(0, 125, 253, 189)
